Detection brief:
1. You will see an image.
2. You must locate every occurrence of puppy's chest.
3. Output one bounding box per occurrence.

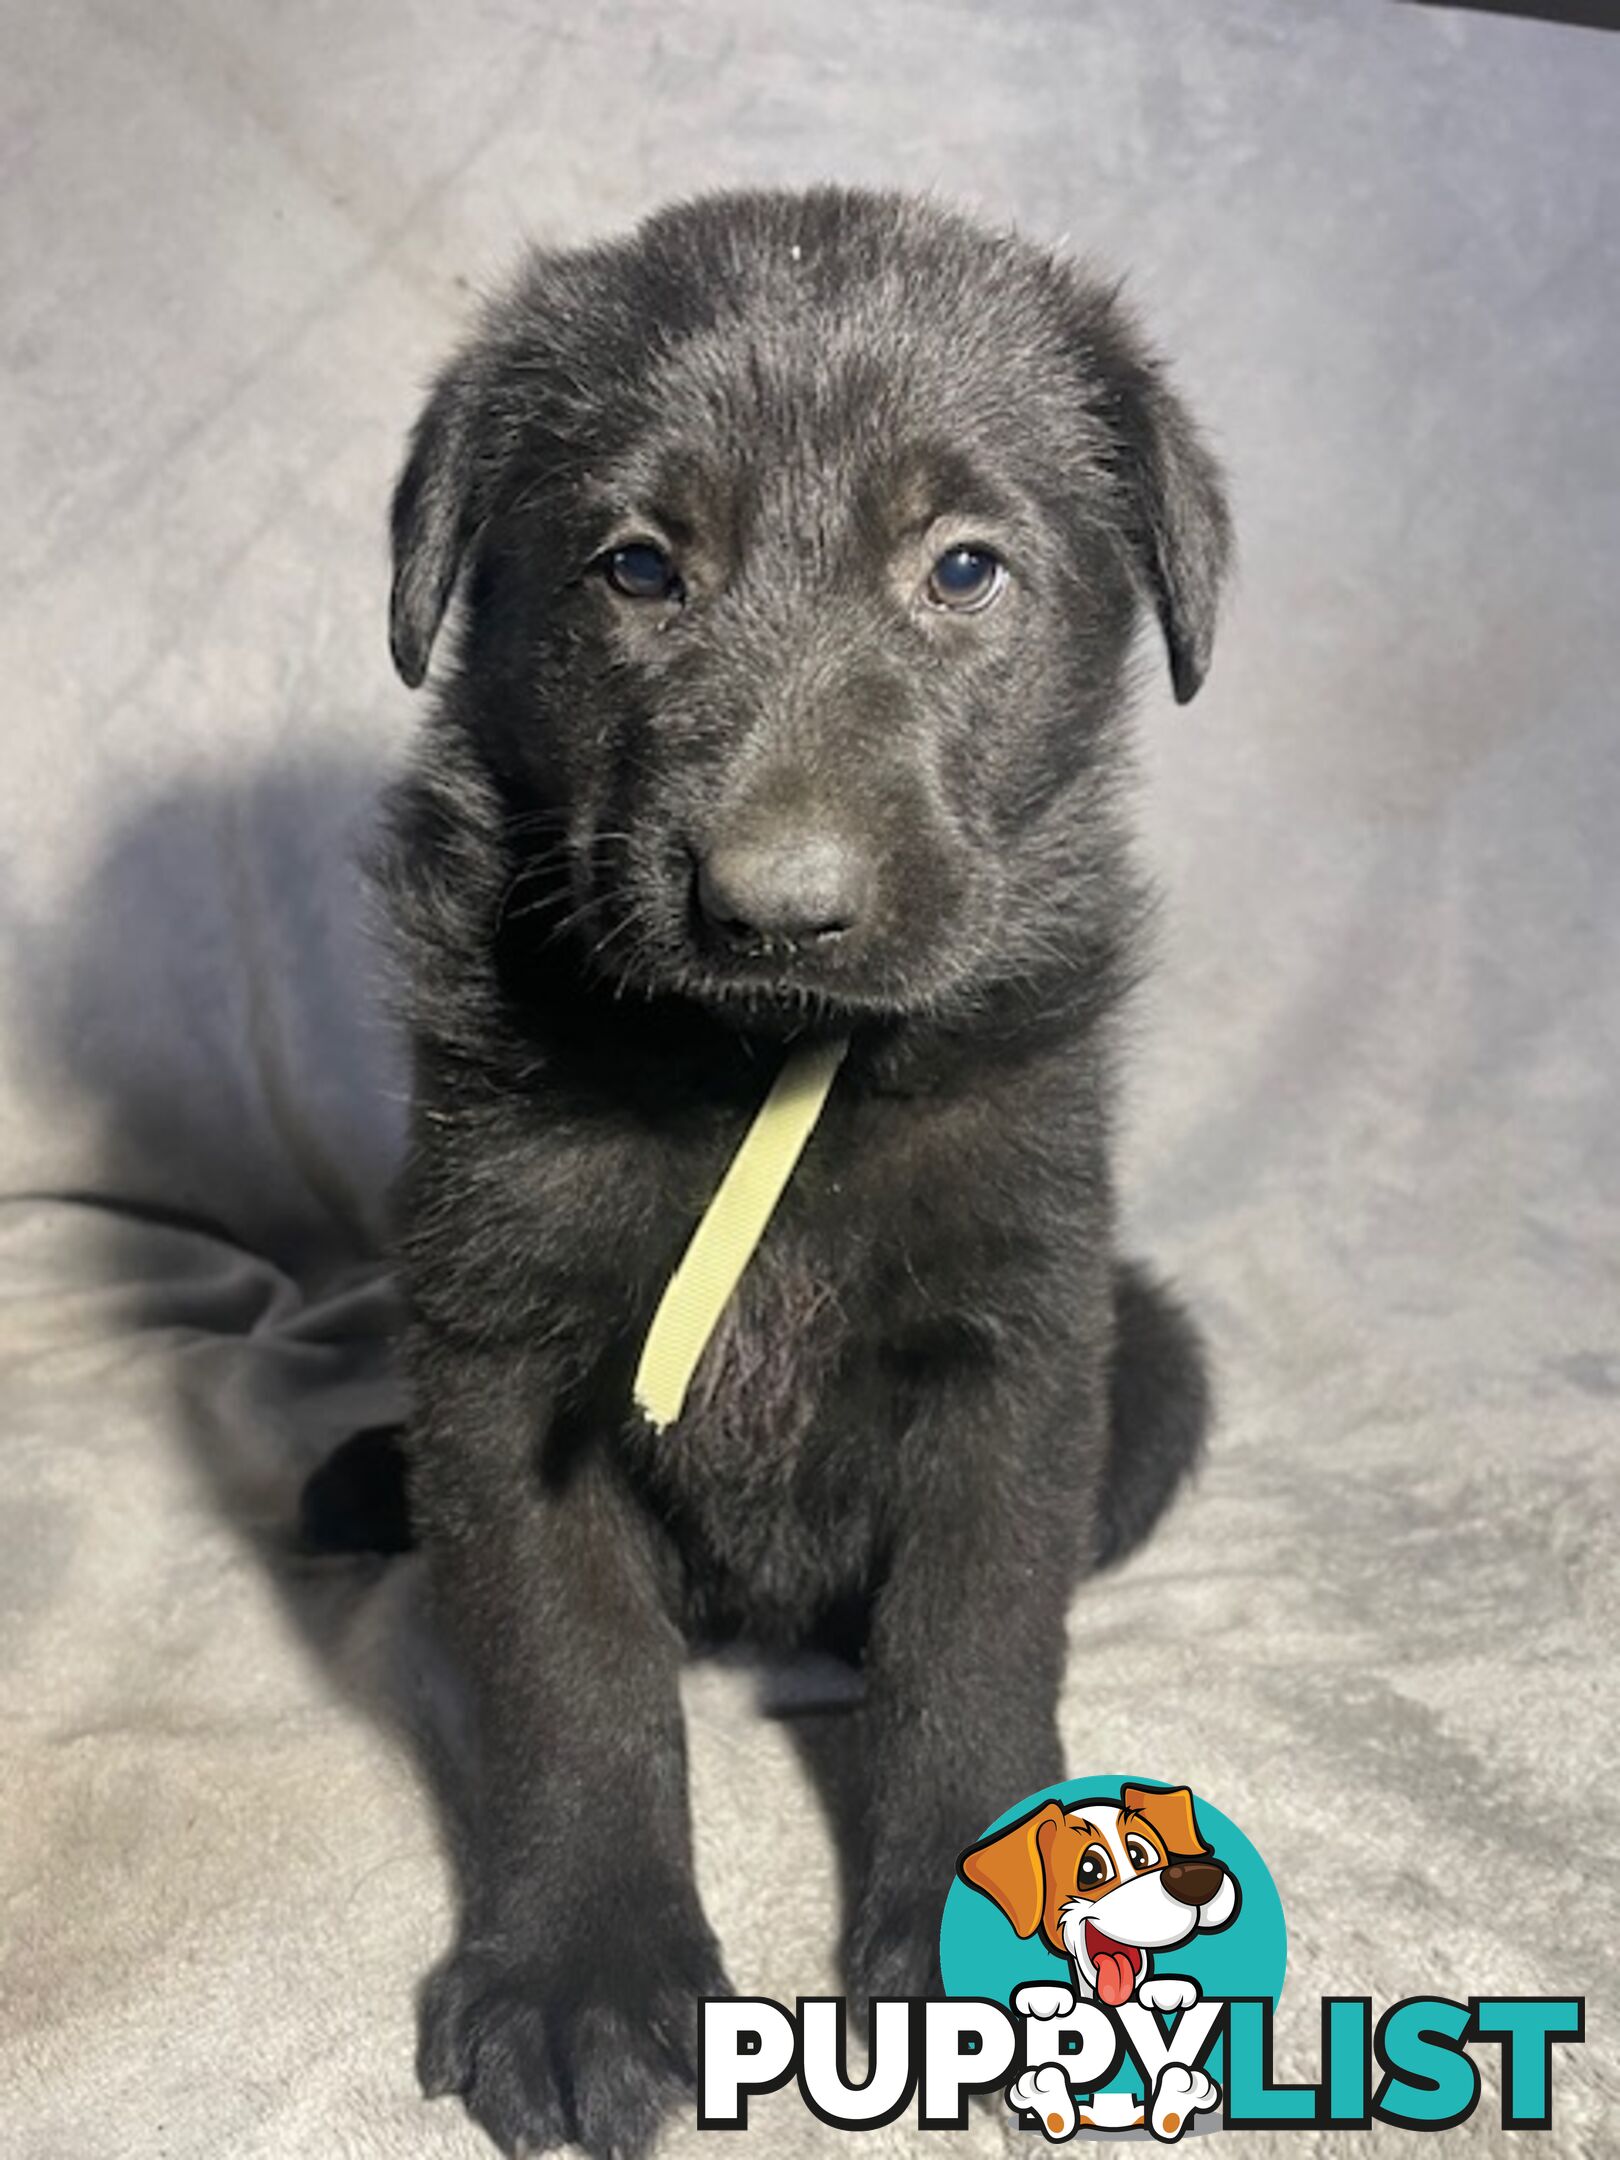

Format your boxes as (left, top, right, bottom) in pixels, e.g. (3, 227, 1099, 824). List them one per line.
(606, 1086, 1041, 1605)
(626, 1227, 879, 1598)
(661, 1233, 851, 1488)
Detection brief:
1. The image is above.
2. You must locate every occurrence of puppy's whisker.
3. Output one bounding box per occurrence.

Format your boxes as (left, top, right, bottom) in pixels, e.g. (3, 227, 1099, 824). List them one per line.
(540, 896, 612, 942)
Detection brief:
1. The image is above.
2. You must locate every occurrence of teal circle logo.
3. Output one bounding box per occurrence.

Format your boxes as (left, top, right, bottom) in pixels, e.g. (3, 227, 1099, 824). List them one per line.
(940, 1776, 1286, 2123)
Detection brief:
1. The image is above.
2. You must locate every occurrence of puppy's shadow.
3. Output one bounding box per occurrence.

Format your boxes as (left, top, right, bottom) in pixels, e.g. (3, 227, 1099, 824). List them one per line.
(28, 751, 872, 1970)
(20, 751, 464, 1804)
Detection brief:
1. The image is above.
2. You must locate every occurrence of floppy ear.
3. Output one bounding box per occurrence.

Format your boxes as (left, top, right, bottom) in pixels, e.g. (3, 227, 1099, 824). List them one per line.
(958, 1801, 1067, 1939)
(389, 356, 499, 689)
(1091, 315, 1232, 705)
(1120, 1783, 1211, 1861)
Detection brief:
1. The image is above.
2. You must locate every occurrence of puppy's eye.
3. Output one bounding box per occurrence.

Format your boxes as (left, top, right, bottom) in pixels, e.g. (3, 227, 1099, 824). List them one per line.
(1125, 1837, 1160, 1872)
(604, 542, 682, 602)
(925, 545, 1005, 613)
(1075, 1843, 1114, 1891)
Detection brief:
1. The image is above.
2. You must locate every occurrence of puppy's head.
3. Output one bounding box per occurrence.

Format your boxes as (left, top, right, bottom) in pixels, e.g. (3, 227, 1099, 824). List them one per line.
(959, 1786, 1237, 2004)
(390, 189, 1230, 1028)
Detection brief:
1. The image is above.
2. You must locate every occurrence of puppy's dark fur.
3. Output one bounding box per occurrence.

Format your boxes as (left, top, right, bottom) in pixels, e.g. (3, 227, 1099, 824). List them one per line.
(305, 186, 1228, 2159)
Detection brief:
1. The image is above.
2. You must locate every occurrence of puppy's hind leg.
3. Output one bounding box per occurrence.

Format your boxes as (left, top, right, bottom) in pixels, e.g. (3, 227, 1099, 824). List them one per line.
(1093, 1262, 1211, 1569)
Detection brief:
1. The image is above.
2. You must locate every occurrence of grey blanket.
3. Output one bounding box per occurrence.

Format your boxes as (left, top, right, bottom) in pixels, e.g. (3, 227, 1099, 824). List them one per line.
(2, 1, 1615, 2154)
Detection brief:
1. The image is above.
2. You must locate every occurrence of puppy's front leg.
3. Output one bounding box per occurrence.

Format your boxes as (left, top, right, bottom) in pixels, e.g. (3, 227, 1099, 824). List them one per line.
(846, 1371, 1096, 2007)
(410, 1337, 726, 2160)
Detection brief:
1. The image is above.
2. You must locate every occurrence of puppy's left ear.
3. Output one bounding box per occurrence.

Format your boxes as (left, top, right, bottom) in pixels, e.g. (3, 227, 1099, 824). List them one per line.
(1092, 310, 1232, 704)
(1121, 1783, 1211, 1860)
(388, 353, 499, 689)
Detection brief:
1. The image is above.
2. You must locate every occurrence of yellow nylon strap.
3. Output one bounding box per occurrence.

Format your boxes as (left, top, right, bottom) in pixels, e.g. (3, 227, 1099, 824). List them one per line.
(632, 1035, 849, 1432)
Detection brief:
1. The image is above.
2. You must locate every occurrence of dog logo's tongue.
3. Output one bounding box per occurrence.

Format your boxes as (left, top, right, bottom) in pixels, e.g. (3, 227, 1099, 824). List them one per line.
(1085, 1924, 1140, 2007)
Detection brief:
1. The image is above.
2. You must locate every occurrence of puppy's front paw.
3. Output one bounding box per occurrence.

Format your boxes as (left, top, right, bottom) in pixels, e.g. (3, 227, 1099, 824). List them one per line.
(420, 1925, 727, 2159)
(419, 1950, 569, 2156)
(1012, 1981, 1077, 2021)
(1136, 1974, 1200, 2015)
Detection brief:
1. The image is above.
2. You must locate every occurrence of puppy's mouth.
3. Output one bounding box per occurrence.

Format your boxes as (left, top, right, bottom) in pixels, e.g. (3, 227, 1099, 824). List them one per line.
(660, 940, 907, 1028)
(618, 879, 943, 1027)
(684, 904, 878, 1007)
(1083, 1922, 1143, 2007)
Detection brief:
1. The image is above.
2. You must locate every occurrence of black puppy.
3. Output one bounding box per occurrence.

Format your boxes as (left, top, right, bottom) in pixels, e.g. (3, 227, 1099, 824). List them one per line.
(306, 186, 1228, 2159)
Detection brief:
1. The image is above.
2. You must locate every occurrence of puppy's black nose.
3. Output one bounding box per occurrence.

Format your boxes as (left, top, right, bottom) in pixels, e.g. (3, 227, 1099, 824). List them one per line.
(696, 833, 869, 947)
(1161, 1860, 1224, 1908)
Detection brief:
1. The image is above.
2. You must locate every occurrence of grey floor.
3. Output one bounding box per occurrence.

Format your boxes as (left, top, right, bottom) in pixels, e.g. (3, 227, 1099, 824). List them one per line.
(1, 2, 1617, 2155)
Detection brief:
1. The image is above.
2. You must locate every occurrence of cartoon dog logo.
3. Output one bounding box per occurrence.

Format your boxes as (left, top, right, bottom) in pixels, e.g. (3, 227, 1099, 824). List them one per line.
(959, 1784, 1239, 2139)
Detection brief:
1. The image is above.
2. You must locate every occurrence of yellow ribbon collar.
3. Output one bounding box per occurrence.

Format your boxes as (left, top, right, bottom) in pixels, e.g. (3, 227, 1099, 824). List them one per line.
(632, 1035, 849, 1432)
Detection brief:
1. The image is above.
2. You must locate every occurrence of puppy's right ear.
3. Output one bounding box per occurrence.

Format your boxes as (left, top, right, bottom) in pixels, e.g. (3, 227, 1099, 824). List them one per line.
(1108, 350, 1231, 707)
(958, 1800, 1067, 1939)
(1066, 276, 1233, 706)
(389, 357, 495, 688)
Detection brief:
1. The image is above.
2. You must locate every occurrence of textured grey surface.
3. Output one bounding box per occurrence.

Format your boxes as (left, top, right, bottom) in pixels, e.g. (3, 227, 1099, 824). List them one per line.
(1, 1, 1617, 2155)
